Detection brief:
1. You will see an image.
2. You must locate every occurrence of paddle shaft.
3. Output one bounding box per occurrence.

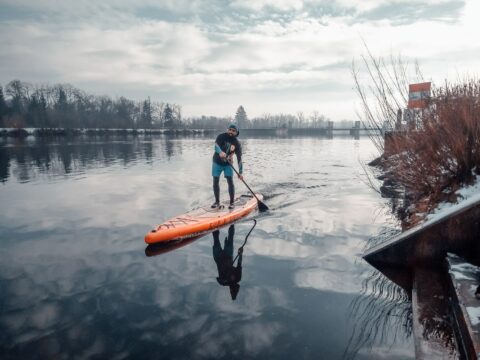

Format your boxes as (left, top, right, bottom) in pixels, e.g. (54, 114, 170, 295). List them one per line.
(223, 143, 268, 211)
(227, 162, 268, 210)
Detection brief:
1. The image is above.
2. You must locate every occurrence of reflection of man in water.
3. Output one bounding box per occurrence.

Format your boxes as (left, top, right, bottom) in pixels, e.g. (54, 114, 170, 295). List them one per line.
(212, 225, 242, 300)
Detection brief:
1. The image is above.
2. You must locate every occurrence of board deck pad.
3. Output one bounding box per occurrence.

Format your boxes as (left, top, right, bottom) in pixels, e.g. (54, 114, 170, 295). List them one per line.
(144, 194, 262, 244)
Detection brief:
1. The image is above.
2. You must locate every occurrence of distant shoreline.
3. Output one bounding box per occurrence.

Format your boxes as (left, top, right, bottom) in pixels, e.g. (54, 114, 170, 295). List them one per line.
(0, 128, 216, 138)
(0, 127, 374, 138)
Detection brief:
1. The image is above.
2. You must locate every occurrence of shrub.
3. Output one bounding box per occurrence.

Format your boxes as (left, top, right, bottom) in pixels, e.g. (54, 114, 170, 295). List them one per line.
(353, 49, 480, 225)
(384, 80, 480, 219)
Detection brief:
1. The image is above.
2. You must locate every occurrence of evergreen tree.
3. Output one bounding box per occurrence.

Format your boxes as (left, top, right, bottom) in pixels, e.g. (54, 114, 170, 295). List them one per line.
(54, 87, 71, 128)
(234, 105, 247, 129)
(163, 103, 174, 128)
(140, 97, 152, 129)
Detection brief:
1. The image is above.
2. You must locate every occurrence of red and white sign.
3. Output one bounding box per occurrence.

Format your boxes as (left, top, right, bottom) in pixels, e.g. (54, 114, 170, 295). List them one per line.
(408, 82, 431, 109)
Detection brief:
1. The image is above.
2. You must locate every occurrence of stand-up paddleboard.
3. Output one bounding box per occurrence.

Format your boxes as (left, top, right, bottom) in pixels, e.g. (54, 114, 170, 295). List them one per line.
(145, 194, 262, 244)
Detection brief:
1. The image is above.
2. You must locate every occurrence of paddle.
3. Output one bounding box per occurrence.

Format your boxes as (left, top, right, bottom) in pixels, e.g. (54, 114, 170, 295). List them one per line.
(227, 161, 269, 212)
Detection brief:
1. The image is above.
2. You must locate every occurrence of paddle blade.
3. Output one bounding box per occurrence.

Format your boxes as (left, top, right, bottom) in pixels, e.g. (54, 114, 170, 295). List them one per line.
(258, 200, 269, 212)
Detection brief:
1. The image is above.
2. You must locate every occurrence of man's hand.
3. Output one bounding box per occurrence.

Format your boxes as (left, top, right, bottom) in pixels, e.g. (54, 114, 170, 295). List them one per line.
(219, 151, 226, 159)
(238, 174, 244, 181)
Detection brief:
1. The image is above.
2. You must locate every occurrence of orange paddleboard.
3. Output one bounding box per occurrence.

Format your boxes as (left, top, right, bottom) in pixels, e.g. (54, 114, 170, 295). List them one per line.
(144, 194, 262, 244)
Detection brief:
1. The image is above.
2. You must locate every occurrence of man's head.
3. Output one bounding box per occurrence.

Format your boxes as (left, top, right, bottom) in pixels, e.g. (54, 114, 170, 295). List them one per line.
(227, 123, 239, 137)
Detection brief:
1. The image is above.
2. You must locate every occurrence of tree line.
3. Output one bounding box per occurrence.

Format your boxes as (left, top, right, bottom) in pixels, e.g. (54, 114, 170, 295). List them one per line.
(0, 80, 341, 130)
(0, 80, 181, 130)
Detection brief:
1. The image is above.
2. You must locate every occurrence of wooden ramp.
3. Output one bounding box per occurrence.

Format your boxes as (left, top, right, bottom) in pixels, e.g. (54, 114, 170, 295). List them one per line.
(363, 197, 480, 267)
(362, 197, 480, 358)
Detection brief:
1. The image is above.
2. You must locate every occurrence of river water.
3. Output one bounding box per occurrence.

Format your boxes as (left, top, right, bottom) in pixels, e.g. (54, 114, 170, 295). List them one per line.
(0, 135, 414, 359)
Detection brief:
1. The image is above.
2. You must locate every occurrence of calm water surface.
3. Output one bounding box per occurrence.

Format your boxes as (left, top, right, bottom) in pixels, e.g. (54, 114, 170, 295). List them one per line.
(0, 135, 414, 359)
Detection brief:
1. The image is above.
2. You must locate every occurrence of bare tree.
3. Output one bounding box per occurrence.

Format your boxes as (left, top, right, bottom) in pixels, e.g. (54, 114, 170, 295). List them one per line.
(352, 47, 423, 153)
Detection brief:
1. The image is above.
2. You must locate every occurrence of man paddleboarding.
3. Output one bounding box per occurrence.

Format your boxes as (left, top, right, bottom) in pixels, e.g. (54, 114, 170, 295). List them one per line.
(212, 123, 243, 209)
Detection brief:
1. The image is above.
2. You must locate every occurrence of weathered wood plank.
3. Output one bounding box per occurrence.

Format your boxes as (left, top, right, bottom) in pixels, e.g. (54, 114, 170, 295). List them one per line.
(447, 254, 480, 359)
(412, 267, 459, 359)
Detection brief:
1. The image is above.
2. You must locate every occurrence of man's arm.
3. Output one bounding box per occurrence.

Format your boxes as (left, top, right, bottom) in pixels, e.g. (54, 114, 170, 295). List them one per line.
(214, 135, 226, 158)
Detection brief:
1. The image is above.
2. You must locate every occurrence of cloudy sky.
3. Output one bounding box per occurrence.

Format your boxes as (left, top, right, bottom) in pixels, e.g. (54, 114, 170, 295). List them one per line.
(0, 0, 478, 120)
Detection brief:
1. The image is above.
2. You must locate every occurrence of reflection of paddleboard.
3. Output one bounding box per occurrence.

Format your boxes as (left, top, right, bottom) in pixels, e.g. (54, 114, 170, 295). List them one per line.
(145, 235, 204, 257)
(144, 194, 262, 244)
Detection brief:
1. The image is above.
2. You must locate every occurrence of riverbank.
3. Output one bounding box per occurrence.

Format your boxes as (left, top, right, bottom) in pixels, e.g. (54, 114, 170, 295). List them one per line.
(363, 80, 480, 358)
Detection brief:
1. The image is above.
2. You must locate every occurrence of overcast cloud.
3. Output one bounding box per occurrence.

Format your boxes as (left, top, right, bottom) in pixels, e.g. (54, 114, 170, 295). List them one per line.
(0, 0, 478, 119)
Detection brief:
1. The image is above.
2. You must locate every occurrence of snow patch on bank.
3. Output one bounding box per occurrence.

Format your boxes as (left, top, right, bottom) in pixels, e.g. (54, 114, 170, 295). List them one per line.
(447, 253, 479, 281)
(425, 175, 480, 223)
(450, 262, 480, 274)
(466, 306, 480, 326)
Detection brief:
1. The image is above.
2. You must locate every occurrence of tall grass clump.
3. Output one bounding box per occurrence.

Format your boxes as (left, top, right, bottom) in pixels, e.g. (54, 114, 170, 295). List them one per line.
(354, 50, 480, 226)
(386, 81, 480, 221)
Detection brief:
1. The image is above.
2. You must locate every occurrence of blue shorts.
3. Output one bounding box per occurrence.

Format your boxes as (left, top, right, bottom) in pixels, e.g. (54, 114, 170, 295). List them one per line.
(212, 161, 233, 177)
